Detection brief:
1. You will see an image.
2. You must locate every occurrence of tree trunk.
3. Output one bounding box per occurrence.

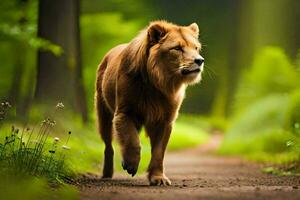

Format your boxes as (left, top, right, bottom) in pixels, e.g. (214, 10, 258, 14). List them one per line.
(9, 0, 29, 120)
(35, 0, 88, 122)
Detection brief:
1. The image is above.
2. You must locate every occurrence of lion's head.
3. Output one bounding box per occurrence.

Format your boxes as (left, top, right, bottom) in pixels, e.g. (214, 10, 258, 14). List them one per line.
(145, 21, 204, 92)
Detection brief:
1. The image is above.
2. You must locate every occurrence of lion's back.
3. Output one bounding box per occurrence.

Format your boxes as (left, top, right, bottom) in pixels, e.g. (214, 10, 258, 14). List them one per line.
(96, 44, 128, 111)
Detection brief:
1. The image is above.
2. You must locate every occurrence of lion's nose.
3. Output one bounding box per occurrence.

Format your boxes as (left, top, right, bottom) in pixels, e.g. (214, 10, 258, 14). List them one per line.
(194, 58, 204, 66)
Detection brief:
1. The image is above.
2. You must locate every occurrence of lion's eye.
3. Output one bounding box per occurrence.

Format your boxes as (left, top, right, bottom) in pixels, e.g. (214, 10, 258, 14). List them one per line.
(173, 46, 183, 51)
(175, 46, 181, 50)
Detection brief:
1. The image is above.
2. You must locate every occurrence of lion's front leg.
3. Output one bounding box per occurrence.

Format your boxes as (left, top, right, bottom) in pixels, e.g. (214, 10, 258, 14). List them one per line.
(146, 123, 172, 186)
(113, 112, 141, 176)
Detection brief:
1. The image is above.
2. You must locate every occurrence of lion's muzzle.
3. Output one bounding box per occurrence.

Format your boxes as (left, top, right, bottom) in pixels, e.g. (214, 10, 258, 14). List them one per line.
(180, 66, 202, 75)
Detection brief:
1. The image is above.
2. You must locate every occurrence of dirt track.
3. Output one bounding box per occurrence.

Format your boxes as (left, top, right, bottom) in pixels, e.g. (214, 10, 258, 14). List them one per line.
(79, 136, 300, 200)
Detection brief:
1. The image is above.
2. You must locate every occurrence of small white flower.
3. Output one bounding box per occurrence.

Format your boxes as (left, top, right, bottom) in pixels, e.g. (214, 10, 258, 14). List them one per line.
(62, 145, 71, 150)
(46, 118, 56, 126)
(41, 119, 47, 125)
(56, 102, 64, 109)
(5, 102, 11, 107)
(54, 137, 60, 142)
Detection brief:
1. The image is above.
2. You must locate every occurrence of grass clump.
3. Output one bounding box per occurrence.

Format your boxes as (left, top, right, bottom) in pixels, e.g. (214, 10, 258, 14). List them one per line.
(0, 102, 74, 184)
(285, 89, 300, 135)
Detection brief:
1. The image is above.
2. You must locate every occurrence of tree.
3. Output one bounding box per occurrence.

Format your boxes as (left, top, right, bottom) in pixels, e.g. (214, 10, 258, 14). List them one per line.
(35, 0, 88, 122)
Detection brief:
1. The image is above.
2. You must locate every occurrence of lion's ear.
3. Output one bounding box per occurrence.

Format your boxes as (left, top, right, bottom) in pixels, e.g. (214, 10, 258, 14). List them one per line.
(147, 22, 167, 45)
(189, 22, 199, 37)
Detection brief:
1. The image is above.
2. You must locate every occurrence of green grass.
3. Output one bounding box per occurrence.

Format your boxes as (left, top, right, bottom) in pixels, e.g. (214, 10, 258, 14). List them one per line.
(0, 175, 78, 200)
(0, 104, 73, 183)
(0, 124, 73, 182)
(219, 129, 299, 163)
(219, 94, 300, 164)
(0, 102, 78, 200)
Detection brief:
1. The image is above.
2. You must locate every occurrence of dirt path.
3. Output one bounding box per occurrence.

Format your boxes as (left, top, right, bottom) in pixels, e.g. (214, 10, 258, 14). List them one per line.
(79, 135, 300, 200)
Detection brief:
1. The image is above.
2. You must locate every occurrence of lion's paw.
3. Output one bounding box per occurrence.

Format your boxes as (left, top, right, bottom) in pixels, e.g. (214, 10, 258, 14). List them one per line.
(122, 159, 139, 177)
(121, 147, 140, 177)
(149, 174, 171, 186)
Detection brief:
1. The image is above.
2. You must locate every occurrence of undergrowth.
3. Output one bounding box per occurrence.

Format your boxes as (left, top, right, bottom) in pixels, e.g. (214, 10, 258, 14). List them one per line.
(0, 102, 74, 184)
(220, 47, 300, 175)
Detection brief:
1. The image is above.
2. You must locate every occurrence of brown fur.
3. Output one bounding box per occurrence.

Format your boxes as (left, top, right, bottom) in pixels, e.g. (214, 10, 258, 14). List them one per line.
(95, 20, 204, 185)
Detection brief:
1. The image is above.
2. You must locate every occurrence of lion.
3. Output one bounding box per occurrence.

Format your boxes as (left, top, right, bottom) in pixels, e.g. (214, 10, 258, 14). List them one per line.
(95, 20, 204, 186)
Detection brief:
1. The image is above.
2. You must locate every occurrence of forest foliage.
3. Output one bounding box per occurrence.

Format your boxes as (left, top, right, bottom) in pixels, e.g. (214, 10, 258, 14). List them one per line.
(220, 47, 300, 164)
(0, 0, 300, 197)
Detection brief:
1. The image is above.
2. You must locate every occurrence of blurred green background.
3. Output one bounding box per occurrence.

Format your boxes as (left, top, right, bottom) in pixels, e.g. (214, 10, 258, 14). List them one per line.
(0, 0, 300, 198)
